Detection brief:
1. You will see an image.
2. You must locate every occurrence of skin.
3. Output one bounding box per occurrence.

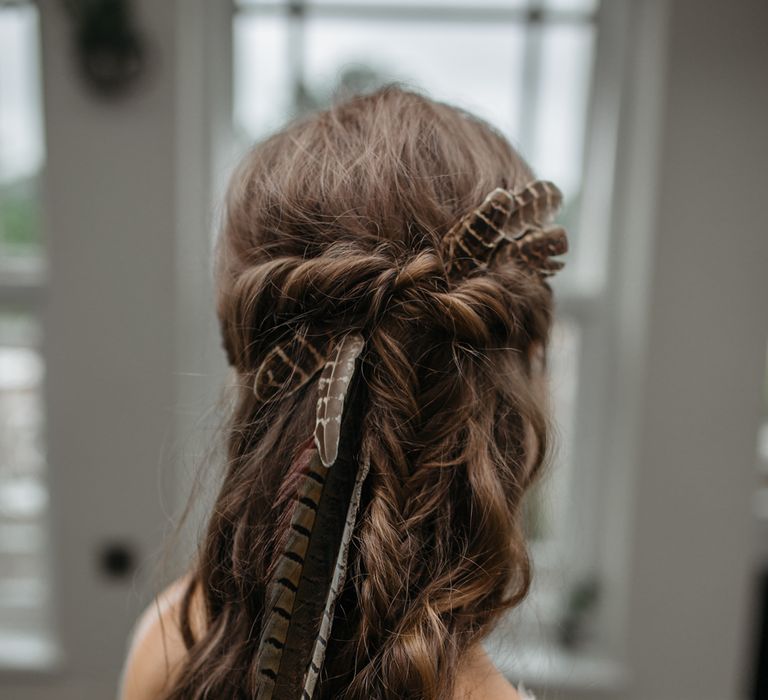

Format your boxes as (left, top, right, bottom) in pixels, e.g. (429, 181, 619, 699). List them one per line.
(119, 576, 525, 700)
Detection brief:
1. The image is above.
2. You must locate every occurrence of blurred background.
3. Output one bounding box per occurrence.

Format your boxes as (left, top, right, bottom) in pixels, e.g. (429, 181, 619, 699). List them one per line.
(0, 0, 766, 698)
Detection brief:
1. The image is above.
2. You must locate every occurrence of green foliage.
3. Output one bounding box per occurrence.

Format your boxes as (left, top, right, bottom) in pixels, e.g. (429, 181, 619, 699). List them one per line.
(0, 175, 43, 256)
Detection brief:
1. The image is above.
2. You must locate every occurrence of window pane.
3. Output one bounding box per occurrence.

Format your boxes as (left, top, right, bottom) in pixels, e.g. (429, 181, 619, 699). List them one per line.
(234, 14, 293, 141)
(235, 14, 527, 145)
(523, 318, 581, 542)
(0, 311, 54, 664)
(543, 0, 598, 12)
(237, 0, 529, 8)
(305, 19, 525, 134)
(0, 4, 45, 259)
(0, 2, 52, 667)
(529, 22, 595, 249)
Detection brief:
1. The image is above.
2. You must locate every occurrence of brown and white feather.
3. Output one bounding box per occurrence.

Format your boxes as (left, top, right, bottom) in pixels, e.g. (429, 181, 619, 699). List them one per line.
(314, 333, 366, 467)
(254, 332, 331, 402)
(441, 179, 565, 281)
(254, 333, 366, 700)
(255, 448, 328, 700)
(301, 454, 371, 700)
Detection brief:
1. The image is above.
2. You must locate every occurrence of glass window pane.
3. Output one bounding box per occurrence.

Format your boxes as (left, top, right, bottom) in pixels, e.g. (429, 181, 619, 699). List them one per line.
(0, 310, 53, 661)
(237, 0, 529, 8)
(0, 4, 45, 259)
(529, 23, 595, 223)
(305, 19, 526, 134)
(523, 318, 580, 542)
(234, 14, 293, 140)
(235, 15, 527, 144)
(543, 0, 598, 12)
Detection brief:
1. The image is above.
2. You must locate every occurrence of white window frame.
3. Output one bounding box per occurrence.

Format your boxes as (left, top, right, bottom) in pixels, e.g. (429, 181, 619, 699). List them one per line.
(0, 0, 56, 672)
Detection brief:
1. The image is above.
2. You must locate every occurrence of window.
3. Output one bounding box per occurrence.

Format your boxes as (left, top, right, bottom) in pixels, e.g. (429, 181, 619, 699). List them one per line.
(231, 0, 616, 667)
(0, 1, 55, 667)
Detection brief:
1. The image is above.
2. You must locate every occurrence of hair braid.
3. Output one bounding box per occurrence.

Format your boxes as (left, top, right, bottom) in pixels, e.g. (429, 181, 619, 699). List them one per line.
(318, 262, 543, 699)
(166, 85, 560, 700)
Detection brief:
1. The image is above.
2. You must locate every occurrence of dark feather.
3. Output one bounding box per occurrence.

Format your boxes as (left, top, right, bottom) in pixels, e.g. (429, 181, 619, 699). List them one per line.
(254, 333, 367, 700)
(514, 225, 569, 277)
(301, 452, 371, 699)
(270, 343, 368, 699)
(254, 448, 328, 699)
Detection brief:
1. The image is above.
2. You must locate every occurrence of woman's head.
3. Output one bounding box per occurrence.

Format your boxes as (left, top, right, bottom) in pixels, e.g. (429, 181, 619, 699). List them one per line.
(216, 84, 535, 288)
(172, 85, 562, 700)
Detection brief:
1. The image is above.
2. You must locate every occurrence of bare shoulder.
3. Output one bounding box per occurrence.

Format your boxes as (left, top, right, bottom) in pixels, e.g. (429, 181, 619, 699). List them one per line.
(118, 583, 527, 700)
(118, 574, 204, 700)
(453, 643, 526, 700)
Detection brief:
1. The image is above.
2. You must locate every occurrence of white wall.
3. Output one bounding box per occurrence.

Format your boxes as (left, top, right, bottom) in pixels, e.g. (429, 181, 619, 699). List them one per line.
(565, 0, 768, 698)
(624, 0, 767, 695)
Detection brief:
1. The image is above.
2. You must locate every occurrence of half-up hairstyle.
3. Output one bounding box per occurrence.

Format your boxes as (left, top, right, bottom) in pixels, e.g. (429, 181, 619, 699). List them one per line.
(166, 85, 565, 700)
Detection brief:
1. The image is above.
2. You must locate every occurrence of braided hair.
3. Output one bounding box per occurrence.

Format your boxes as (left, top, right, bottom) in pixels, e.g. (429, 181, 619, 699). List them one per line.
(167, 85, 560, 700)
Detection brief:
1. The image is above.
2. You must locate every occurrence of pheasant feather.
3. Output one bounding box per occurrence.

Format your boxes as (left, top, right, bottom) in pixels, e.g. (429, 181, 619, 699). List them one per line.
(254, 447, 328, 699)
(254, 332, 366, 700)
(314, 333, 365, 466)
(441, 179, 564, 280)
(254, 331, 332, 402)
(513, 225, 569, 277)
(301, 453, 371, 699)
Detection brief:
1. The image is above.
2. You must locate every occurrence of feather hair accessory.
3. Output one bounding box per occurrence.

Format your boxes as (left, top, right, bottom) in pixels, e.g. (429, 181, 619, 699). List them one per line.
(440, 179, 566, 280)
(314, 333, 365, 466)
(251, 178, 569, 699)
(254, 330, 333, 403)
(251, 180, 567, 406)
(254, 332, 367, 700)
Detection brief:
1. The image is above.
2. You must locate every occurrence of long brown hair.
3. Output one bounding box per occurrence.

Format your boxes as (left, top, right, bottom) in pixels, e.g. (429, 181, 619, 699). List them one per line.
(167, 85, 558, 700)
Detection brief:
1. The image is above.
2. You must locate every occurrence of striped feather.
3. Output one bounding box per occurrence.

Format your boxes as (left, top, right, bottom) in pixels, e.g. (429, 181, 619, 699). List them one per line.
(514, 225, 569, 277)
(254, 331, 332, 402)
(441, 179, 563, 280)
(442, 187, 513, 279)
(255, 448, 329, 699)
(255, 333, 367, 700)
(314, 333, 366, 466)
(270, 344, 368, 699)
(301, 454, 371, 699)
(506, 180, 562, 237)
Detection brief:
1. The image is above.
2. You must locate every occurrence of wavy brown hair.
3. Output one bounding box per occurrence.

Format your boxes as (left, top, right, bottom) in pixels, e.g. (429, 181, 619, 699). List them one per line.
(166, 85, 559, 700)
